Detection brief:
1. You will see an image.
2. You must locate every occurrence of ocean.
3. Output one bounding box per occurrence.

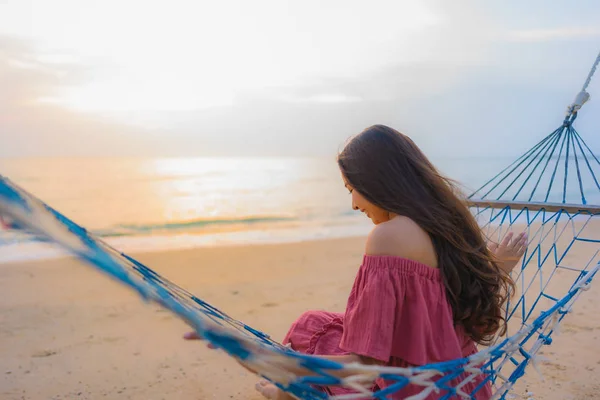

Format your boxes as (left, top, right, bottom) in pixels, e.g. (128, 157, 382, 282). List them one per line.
(0, 155, 595, 263)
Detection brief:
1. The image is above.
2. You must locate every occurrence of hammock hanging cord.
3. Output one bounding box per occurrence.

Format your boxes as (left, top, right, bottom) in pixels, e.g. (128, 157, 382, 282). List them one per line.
(566, 50, 600, 115)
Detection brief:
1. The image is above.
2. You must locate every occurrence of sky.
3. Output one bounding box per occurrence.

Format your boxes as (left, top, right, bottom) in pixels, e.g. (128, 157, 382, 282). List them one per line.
(1, 0, 599, 158)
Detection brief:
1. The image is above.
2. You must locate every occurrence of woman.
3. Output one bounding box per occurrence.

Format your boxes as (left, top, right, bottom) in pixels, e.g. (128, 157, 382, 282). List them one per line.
(187, 125, 526, 399)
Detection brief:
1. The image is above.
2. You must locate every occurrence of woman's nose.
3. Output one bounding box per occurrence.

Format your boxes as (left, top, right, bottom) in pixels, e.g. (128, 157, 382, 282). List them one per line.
(352, 203, 359, 211)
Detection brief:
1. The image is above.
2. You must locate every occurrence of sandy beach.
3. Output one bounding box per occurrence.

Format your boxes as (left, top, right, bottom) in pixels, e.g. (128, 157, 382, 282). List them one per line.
(1, 236, 599, 400)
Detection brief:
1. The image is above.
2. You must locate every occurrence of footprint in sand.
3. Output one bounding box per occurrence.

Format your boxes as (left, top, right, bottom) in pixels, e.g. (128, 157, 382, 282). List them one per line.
(563, 323, 597, 333)
(32, 349, 57, 358)
(261, 302, 278, 308)
(546, 362, 567, 371)
(562, 325, 579, 334)
(102, 336, 126, 343)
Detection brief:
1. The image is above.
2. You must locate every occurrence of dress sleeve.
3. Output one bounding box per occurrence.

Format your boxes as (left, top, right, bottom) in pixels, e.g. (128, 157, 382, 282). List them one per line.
(339, 264, 399, 362)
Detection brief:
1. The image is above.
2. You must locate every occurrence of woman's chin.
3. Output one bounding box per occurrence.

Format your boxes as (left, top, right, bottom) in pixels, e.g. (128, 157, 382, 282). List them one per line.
(370, 215, 392, 225)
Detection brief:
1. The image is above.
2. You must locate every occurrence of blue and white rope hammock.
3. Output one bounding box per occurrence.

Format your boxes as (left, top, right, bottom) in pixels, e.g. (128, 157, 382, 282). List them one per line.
(1, 51, 600, 399)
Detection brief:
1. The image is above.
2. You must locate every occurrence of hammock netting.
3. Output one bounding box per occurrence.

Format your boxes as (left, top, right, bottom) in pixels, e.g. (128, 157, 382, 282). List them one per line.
(1, 52, 599, 399)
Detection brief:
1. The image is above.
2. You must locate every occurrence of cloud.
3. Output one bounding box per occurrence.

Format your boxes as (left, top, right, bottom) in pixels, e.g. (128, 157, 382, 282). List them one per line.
(2, 0, 599, 161)
(0, 36, 91, 106)
(507, 27, 600, 42)
(0, 35, 156, 158)
(239, 59, 469, 108)
(286, 94, 364, 104)
(154, 56, 599, 160)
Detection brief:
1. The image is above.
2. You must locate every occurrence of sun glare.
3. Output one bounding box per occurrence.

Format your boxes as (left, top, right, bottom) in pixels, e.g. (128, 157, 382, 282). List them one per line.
(2, 0, 440, 112)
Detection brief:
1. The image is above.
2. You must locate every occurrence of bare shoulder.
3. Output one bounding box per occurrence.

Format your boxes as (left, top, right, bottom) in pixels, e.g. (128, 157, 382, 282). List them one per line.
(365, 216, 438, 268)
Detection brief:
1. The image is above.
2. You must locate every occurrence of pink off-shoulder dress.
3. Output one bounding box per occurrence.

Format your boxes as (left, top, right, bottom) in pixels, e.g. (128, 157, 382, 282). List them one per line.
(283, 255, 492, 399)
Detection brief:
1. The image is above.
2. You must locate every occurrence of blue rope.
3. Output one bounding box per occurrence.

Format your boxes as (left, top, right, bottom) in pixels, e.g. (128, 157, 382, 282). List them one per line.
(568, 128, 587, 204)
(562, 127, 573, 203)
(573, 130, 600, 167)
(480, 132, 559, 200)
(493, 130, 562, 201)
(528, 131, 564, 201)
(469, 131, 558, 200)
(545, 130, 569, 202)
(468, 112, 597, 205)
(572, 130, 600, 193)
(512, 131, 563, 201)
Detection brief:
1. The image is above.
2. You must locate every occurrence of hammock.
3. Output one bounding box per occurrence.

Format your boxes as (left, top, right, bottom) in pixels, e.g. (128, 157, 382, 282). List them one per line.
(1, 51, 599, 400)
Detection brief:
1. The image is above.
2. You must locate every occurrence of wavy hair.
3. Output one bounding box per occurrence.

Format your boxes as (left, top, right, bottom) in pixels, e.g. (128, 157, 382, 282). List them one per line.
(337, 125, 514, 344)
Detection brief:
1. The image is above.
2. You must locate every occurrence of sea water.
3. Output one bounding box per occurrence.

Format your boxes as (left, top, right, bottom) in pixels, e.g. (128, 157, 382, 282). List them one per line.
(0, 155, 596, 263)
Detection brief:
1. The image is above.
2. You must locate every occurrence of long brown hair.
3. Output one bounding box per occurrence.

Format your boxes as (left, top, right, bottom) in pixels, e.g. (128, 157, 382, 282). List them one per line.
(337, 124, 514, 345)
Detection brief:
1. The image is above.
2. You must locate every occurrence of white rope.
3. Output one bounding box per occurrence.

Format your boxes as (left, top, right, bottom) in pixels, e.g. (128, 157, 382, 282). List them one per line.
(566, 50, 600, 115)
(581, 50, 600, 93)
(566, 91, 590, 115)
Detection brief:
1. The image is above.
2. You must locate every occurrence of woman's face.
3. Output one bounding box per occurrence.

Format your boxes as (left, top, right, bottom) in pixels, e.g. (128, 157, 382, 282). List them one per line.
(343, 178, 391, 225)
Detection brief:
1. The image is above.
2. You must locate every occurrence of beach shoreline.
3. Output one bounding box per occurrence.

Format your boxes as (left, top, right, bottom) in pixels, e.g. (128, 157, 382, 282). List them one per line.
(1, 236, 599, 399)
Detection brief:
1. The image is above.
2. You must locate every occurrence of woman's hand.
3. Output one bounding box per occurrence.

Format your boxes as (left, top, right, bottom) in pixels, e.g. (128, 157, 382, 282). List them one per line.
(489, 232, 528, 274)
(183, 331, 217, 349)
(183, 331, 262, 374)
